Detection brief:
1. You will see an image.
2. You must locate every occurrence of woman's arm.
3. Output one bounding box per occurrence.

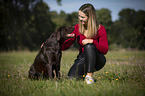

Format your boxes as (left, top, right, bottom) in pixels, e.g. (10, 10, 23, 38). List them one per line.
(61, 33, 76, 51)
(93, 26, 108, 55)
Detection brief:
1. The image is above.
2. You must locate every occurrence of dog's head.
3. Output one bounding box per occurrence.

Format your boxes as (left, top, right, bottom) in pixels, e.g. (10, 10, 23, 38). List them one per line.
(56, 26, 75, 43)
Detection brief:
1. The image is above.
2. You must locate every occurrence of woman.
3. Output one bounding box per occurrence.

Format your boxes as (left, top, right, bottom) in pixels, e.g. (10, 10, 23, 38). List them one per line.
(61, 3, 108, 84)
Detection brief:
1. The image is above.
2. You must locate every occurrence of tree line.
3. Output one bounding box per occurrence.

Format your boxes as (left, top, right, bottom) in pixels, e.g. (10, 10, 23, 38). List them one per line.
(0, 0, 145, 51)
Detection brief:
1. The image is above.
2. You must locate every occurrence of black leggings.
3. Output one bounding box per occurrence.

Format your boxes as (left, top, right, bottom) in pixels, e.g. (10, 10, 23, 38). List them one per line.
(68, 44, 106, 78)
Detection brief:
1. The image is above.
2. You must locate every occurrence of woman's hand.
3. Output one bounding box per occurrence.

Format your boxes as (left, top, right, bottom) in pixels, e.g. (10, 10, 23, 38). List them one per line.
(41, 43, 44, 48)
(67, 33, 75, 37)
(82, 39, 93, 45)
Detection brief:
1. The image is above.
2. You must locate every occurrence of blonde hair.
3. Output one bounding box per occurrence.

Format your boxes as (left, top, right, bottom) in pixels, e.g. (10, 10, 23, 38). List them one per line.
(79, 3, 99, 38)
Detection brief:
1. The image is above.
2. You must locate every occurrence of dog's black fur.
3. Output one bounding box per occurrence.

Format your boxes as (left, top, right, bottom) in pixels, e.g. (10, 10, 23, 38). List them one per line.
(28, 26, 74, 79)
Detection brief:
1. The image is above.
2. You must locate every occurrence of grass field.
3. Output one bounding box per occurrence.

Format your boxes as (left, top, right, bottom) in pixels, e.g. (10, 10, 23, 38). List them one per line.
(0, 50, 145, 96)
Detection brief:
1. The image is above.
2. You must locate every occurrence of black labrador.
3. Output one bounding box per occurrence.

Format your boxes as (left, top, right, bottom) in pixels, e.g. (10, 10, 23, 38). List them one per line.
(28, 26, 74, 79)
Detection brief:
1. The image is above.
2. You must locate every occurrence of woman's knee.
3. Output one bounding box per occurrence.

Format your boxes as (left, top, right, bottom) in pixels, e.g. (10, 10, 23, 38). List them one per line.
(84, 44, 96, 52)
(84, 43, 94, 49)
(84, 43, 99, 53)
(84, 44, 100, 55)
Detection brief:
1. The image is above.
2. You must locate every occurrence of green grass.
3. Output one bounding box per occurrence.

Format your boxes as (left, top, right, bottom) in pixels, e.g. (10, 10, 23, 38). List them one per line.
(0, 50, 145, 96)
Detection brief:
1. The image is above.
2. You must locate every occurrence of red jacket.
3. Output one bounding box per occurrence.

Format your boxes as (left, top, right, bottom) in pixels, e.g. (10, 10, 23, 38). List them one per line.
(61, 24, 108, 55)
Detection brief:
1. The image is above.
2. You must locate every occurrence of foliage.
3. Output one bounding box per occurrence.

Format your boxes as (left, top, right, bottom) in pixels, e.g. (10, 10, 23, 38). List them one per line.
(97, 8, 112, 31)
(50, 11, 78, 28)
(0, 0, 145, 51)
(0, 50, 145, 96)
(0, 0, 56, 51)
(111, 8, 145, 50)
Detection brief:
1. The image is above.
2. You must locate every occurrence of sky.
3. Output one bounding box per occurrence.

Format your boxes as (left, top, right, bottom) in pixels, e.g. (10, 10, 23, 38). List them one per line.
(43, 0, 145, 21)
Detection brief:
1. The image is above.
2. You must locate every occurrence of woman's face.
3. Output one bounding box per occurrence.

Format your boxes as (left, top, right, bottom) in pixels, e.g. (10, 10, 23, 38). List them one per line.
(78, 10, 88, 25)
